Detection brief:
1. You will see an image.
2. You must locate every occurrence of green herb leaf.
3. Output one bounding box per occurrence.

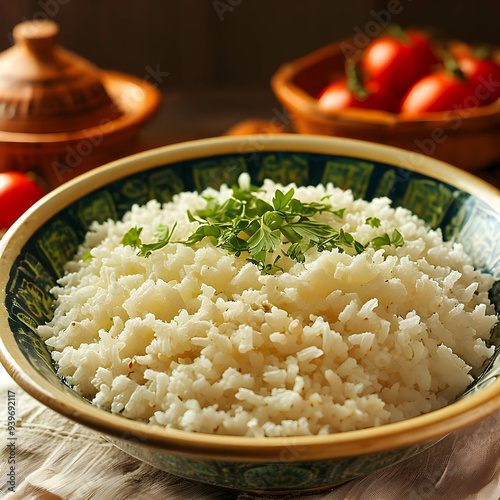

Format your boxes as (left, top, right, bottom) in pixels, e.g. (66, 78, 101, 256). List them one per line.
(253, 257, 282, 275)
(353, 240, 366, 254)
(369, 229, 404, 250)
(366, 217, 381, 228)
(137, 222, 177, 258)
(285, 242, 307, 263)
(370, 233, 391, 250)
(390, 228, 405, 247)
(247, 224, 281, 257)
(284, 219, 336, 243)
(82, 250, 94, 262)
(121, 223, 176, 258)
(184, 224, 221, 246)
(272, 188, 295, 211)
(122, 226, 143, 249)
(331, 207, 346, 219)
(121, 181, 405, 275)
(370, 230, 404, 250)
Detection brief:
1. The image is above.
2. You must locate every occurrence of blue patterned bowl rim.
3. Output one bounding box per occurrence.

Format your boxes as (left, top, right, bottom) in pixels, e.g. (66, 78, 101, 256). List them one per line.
(1, 134, 500, 463)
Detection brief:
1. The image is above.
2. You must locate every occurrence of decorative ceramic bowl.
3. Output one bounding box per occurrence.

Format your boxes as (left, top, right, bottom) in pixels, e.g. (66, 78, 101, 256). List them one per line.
(1, 135, 499, 494)
(271, 41, 500, 172)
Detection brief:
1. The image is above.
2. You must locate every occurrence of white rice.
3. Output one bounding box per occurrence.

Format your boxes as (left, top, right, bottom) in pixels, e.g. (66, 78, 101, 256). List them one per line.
(38, 179, 498, 437)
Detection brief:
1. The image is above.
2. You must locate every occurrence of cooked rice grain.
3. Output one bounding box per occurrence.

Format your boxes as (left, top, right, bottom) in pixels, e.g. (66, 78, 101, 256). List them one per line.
(38, 180, 498, 436)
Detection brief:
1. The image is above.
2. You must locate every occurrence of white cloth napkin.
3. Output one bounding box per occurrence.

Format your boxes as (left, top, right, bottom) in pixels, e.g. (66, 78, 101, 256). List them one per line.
(1, 365, 500, 500)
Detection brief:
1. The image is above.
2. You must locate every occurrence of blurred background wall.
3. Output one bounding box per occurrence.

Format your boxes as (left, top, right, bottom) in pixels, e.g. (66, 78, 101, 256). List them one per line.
(1, 0, 500, 91)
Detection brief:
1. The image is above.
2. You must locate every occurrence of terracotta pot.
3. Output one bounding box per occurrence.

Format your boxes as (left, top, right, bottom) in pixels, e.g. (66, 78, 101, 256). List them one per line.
(0, 20, 161, 187)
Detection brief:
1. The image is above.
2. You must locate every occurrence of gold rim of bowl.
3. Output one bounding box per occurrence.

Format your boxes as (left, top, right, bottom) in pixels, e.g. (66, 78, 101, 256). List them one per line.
(1, 134, 500, 462)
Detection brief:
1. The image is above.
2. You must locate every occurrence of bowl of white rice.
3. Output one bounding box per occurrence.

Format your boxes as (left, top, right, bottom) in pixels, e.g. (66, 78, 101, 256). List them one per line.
(0, 134, 499, 494)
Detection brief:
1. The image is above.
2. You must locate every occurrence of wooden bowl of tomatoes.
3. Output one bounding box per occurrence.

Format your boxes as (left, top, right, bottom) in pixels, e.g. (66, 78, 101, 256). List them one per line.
(271, 27, 500, 171)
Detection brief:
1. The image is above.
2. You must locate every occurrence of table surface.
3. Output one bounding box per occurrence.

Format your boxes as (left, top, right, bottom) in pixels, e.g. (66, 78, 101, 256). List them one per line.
(1, 89, 500, 500)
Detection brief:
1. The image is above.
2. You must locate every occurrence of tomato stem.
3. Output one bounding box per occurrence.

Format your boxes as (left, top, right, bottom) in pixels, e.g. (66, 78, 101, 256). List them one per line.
(471, 44, 495, 61)
(345, 59, 370, 99)
(441, 45, 467, 81)
(383, 24, 409, 43)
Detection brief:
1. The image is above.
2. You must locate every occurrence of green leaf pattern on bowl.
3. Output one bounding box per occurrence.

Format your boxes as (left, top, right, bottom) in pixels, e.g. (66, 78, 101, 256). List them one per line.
(322, 159, 374, 199)
(111, 435, 435, 492)
(256, 153, 310, 186)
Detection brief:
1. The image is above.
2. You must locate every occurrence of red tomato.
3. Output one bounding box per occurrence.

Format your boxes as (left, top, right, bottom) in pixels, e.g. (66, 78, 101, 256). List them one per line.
(457, 54, 500, 104)
(361, 30, 440, 97)
(318, 80, 399, 113)
(0, 172, 45, 229)
(399, 71, 477, 116)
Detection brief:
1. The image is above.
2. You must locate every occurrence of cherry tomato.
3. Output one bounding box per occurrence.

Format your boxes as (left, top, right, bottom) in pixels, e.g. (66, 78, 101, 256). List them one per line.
(399, 71, 476, 116)
(457, 54, 500, 104)
(0, 172, 45, 229)
(318, 80, 399, 113)
(361, 30, 440, 97)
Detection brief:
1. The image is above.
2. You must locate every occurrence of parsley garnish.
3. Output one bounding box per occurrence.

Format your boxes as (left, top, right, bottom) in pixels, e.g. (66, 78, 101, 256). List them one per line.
(82, 250, 94, 262)
(370, 229, 405, 250)
(122, 223, 177, 258)
(122, 226, 143, 249)
(365, 217, 381, 228)
(119, 182, 405, 274)
(182, 185, 359, 274)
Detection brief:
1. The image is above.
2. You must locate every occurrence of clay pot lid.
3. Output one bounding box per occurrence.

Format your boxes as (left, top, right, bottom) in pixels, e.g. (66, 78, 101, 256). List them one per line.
(0, 20, 123, 134)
